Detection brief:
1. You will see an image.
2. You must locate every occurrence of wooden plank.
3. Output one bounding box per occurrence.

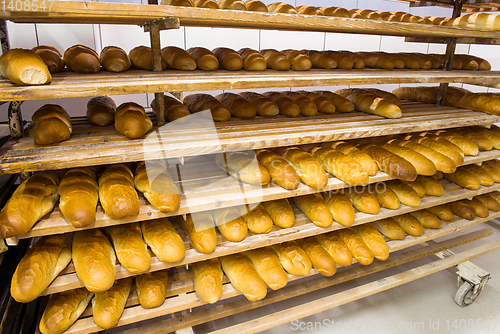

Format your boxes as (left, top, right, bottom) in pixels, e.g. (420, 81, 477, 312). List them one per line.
(406, 36, 500, 45)
(39, 186, 500, 295)
(1, 69, 500, 102)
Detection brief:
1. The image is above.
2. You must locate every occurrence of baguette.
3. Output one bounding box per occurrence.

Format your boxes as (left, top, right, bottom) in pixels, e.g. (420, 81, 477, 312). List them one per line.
(361, 144, 417, 181)
(215, 151, 270, 185)
(321, 6, 350, 18)
(411, 209, 442, 229)
(409, 136, 463, 166)
(0, 171, 59, 239)
(220, 253, 268, 301)
(489, 191, 500, 203)
(212, 47, 243, 70)
(403, 180, 426, 197)
(343, 187, 380, 214)
(99, 46, 131, 72)
(282, 49, 312, 71)
(444, 169, 481, 190)
(336, 50, 366, 69)
(459, 131, 493, 151)
(380, 143, 437, 176)
(475, 194, 500, 212)
(449, 200, 477, 220)
(336, 89, 402, 118)
(360, 88, 401, 106)
(262, 92, 301, 117)
(39, 288, 93, 334)
(423, 134, 465, 157)
(296, 237, 337, 277)
(141, 217, 186, 262)
(238, 48, 267, 71)
(240, 203, 274, 234)
(72, 229, 116, 292)
(385, 180, 421, 207)
(337, 228, 374, 265)
(161, 46, 196, 70)
(187, 47, 219, 71)
(261, 198, 295, 229)
(314, 90, 355, 112)
(325, 142, 378, 176)
(245, 0, 267, 11)
(272, 241, 312, 276)
(321, 50, 354, 69)
(32, 45, 64, 74)
(151, 94, 191, 123)
(92, 278, 133, 329)
(435, 131, 479, 156)
(427, 204, 454, 221)
(239, 91, 280, 117)
(368, 185, 400, 210)
(296, 90, 336, 114)
(211, 207, 248, 242)
(304, 50, 337, 69)
(192, 258, 223, 304)
(256, 150, 300, 189)
(310, 147, 368, 186)
(473, 127, 500, 149)
(64, 44, 101, 73)
(86, 96, 116, 126)
(183, 93, 232, 122)
(282, 91, 318, 116)
(316, 232, 352, 267)
(135, 270, 169, 308)
(179, 212, 217, 254)
(134, 160, 181, 213)
(296, 5, 323, 15)
(260, 49, 290, 71)
(357, 52, 394, 69)
(371, 218, 406, 240)
(293, 194, 333, 227)
(446, 13, 500, 31)
(322, 192, 355, 226)
(11, 234, 72, 303)
(32, 104, 72, 145)
(483, 161, 500, 182)
(130, 45, 166, 71)
(485, 159, 500, 173)
(107, 223, 151, 274)
(279, 147, 328, 188)
(268, 2, 297, 13)
(218, 0, 246, 10)
(246, 247, 288, 289)
(99, 164, 140, 219)
(115, 102, 153, 139)
(216, 92, 257, 119)
(393, 214, 424, 236)
(466, 198, 489, 218)
(416, 175, 444, 196)
(461, 165, 494, 186)
(354, 224, 389, 261)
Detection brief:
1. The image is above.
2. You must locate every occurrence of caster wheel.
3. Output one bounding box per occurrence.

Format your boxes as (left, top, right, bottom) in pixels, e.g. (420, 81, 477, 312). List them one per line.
(454, 281, 477, 307)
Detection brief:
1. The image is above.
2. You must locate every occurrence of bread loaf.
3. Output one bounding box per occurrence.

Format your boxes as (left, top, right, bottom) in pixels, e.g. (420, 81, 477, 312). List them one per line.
(349, 9, 382, 20)
(187, 47, 219, 71)
(268, 2, 297, 13)
(183, 93, 231, 122)
(320, 50, 353, 69)
(466, 198, 489, 218)
(325, 142, 378, 176)
(354, 224, 389, 261)
(386, 180, 421, 207)
(392, 86, 438, 104)
(428, 204, 454, 221)
(444, 169, 481, 190)
(161, 0, 193, 5)
(369, 185, 400, 210)
(135, 270, 169, 308)
(240, 204, 274, 234)
(296, 237, 336, 277)
(393, 214, 424, 236)
(192, 258, 223, 304)
(381, 143, 437, 176)
(310, 147, 369, 186)
(86, 96, 116, 126)
(245, 0, 267, 11)
(39, 288, 93, 334)
(0, 171, 59, 239)
(304, 50, 337, 69)
(99, 164, 140, 219)
(403, 180, 426, 197)
(482, 162, 500, 183)
(336, 50, 366, 69)
(246, 247, 288, 289)
(212, 47, 243, 70)
(218, 0, 246, 10)
(473, 127, 500, 149)
(262, 92, 301, 117)
(238, 48, 267, 71)
(141, 218, 185, 262)
(58, 167, 99, 228)
(211, 207, 248, 242)
(32, 104, 72, 145)
(11, 234, 72, 303)
(423, 134, 465, 157)
(256, 150, 300, 189)
(357, 52, 394, 69)
(411, 209, 441, 229)
(409, 136, 463, 166)
(220, 253, 268, 301)
(321, 6, 350, 18)
(296, 90, 336, 114)
(314, 91, 355, 112)
(371, 218, 406, 240)
(316, 232, 352, 267)
(152, 94, 191, 123)
(63, 44, 101, 73)
(296, 5, 323, 15)
(489, 190, 500, 203)
(282, 91, 318, 116)
(115, 102, 153, 139)
(282, 49, 312, 71)
(322, 192, 355, 226)
(476, 194, 500, 211)
(459, 131, 493, 151)
(484, 159, 500, 173)
(32, 45, 64, 74)
(436, 131, 479, 156)
(335, 89, 402, 118)
(293, 194, 333, 227)
(461, 165, 494, 186)
(447, 13, 500, 31)
(216, 92, 257, 119)
(279, 147, 328, 188)
(92, 277, 133, 329)
(72, 229, 116, 292)
(239, 92, 280, 117)
(416, 175, 444, 196)
(215, 151, 271, 185)
(100, 46, 131, 72)
(361, 144, 417, 181)
(260, 49, 290, 70)
(134, 160, 180, 213)
(179, 212, 217, 254)
(449, 200, 477, 220)
(272, 241, 312, 276)
(108, 223, 151, 274)
(261, 199, 295, 229)
(343, 187, 380, 214)
(161, 46, 196, 70)
(337, 228, 374, 265)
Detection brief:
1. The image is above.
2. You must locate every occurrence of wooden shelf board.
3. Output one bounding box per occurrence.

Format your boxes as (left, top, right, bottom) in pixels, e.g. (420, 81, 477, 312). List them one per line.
(63, 215, 500, 334)
(2, 102, 499, 175)
(2, 1, 500, 37)
(19, 148, 500, 239)
(39, 180, 500, 296)
(2, 69, 500, 102)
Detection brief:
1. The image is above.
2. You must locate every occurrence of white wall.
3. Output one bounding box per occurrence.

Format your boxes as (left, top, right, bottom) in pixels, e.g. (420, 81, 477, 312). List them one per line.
(1, 0, 499, 122)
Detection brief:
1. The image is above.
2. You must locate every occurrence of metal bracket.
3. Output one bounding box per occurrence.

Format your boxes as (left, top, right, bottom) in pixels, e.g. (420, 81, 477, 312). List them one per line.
(141, 17, 181, 32)
(8, 101, 24, 138)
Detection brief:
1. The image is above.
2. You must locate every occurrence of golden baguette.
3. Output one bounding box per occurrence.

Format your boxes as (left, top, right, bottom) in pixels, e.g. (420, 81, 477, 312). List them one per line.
(179, 212, 217, 254)
(141, 218, 186, 263)
(215, 151, 271, 186)
(371, 218, 406, 240)
(316, 231, 352, 267)
(416, 175, 444, 196)
(92, 278, 133, 329)
(192, 258, 223, 304)
(343, 187, 380, 215)
(466, 198, 489, 218)
(261, 199, 295, 229)
(337, 228, 374, 265)
(240, 203, 274, 234)
(368, 185, 400, 210)
(310, 147, 368, 186)
(449, 200, 477, 220)
(461, 165, 494, 186)
(293, 194, 333, 227)
(428, 204, 454, 221)
(410, 209, 442, 229)
(393, 214, 424, 236)
(272, 241, 312, 276)
(322, 192, 355, 226)
(246, 247, 288, 289)
(211, 207, 248, 242)
(296, 237, 337, 277)
(257, 150, 300, 190)
(278, 147, 328, 189)
(380, 143, 436, 176)
(403, 180, 426, 197)
(135, 270, 169, 309)
(107, 223, 151, 274)
(444, 169, 481, 190)
(385, 180, 421, 207)
(324, 142, 378, 176)
(354, 224, 389, 261)
(476, 194, 500, 211)
(361, 144, 417, 181)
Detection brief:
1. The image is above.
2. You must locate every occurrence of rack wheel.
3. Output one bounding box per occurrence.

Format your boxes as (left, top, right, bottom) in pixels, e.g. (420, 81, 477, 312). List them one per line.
(454, 280, 479, 307)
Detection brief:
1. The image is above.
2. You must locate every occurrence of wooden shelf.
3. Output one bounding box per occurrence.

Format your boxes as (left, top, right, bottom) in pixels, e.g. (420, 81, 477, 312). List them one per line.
(402, 0, 500, 12)
(39, 180, 500, 296)
(62, 215, 500, 334)
(1, 70, 500, 103)
(19, 149, 500, 239)
(2, 102, 500, 176)
(2, 1, 500, 39)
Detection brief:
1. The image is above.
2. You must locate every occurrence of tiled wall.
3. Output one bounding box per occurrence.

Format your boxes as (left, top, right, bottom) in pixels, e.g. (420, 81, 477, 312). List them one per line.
(1, 0, 499, 122)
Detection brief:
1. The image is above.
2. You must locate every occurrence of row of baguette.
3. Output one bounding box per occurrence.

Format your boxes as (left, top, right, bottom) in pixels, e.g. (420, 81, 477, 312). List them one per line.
(0, 42, 490, 86)
(23, 197, 499, 334)
(3, 126, 500, 239)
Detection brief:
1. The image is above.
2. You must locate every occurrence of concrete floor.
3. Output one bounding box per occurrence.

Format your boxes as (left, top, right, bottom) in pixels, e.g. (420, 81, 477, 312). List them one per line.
(194, 220, 500, 334)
